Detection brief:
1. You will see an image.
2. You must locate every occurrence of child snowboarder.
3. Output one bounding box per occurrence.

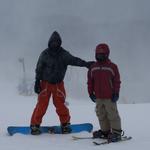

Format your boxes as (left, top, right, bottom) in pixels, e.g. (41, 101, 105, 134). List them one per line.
(87, 43, 123, 142)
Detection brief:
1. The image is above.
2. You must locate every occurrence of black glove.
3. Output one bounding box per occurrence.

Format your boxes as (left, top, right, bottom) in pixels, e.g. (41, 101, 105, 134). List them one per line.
(112, 93, 119, 103)
(34, 80, 41, 94)
(89, 93, 96, 103)
(86, 61, 95, 69)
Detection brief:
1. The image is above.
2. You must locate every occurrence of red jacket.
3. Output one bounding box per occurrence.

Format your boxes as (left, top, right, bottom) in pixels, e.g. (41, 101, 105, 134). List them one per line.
(87, 59, 121, 99)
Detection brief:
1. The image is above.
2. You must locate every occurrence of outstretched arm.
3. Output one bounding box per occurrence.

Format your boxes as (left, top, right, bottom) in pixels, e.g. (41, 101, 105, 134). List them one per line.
(64, 51, 89, 68)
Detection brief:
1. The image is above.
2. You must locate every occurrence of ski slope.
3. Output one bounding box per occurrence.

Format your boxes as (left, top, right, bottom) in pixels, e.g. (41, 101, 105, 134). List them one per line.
(0, 83, 150, 150)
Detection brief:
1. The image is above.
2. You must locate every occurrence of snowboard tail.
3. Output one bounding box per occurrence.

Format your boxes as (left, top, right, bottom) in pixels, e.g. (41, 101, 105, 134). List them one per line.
(7, 123, 93, 136)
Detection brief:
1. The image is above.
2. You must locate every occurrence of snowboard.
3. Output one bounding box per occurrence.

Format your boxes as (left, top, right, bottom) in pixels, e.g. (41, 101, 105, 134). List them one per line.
(7, 123, 93, 136)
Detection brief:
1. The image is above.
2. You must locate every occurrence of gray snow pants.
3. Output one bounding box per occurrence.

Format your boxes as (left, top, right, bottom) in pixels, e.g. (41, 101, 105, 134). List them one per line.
(95, 99, 122, 132)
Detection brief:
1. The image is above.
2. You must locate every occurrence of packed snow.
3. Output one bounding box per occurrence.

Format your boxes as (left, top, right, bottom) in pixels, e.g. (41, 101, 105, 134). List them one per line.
(0, 83, 150, 150)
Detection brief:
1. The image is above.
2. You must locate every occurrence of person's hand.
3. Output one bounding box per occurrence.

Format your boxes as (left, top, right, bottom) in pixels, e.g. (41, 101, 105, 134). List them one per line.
(112, 93, 119, 102)
(89, 93, 96, 103)
(86, 61, 95, 69)
(34, 80, 41, 94)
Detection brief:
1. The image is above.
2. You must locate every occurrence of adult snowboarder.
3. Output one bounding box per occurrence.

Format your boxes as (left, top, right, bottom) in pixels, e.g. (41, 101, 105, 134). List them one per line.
(87, 43, 123, 142)
(30, 31, 92, 135)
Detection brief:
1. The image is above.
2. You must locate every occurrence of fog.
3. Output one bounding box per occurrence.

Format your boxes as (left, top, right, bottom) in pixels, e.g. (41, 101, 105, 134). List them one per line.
(0, 0, 150, 103)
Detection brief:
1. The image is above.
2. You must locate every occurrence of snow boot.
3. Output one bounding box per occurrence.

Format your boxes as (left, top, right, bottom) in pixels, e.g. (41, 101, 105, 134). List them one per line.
(108, 129, 124, 142)
(93, 130, 110, 139)
(30, 125, 41, 135)
(61, 123, 72, 134)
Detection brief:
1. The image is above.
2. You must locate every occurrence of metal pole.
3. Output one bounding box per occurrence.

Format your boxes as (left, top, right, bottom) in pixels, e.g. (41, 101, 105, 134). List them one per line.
(18, 57, 28, 95)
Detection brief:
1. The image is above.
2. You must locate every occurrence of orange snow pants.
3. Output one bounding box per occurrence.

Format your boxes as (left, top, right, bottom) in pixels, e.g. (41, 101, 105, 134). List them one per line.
(30, 81, 70, 125)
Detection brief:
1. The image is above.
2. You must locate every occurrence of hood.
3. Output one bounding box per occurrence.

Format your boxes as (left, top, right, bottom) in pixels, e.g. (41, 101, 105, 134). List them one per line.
(48, 31, 62, 48)
(95, 43, 110, 58)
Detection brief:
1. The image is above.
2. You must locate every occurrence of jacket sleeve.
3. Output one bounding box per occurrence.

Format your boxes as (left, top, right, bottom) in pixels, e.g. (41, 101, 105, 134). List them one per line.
(87, 69, 94, 95)
(112, 64, 121, 94)
(35, 52, 45, 81)
(64, 51, 88, 67)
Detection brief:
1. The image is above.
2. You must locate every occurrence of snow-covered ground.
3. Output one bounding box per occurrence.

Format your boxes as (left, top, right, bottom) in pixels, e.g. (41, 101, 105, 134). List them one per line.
(1, 0, 150, 149)
(1, 83, 150, 150)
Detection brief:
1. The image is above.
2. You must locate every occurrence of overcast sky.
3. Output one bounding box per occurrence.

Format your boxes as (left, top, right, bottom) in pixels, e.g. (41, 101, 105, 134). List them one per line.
(0, 0, 150, 102)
